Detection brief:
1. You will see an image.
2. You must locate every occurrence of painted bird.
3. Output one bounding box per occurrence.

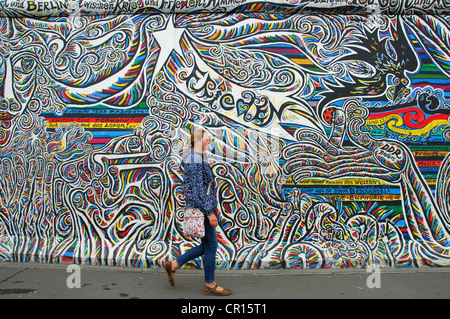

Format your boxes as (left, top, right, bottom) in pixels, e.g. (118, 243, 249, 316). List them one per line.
(316, 18, 419, 122)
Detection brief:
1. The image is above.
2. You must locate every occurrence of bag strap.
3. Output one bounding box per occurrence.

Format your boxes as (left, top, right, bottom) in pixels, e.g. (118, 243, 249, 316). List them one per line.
(192, 150, 212, 197)
(206, 182, 212, 197)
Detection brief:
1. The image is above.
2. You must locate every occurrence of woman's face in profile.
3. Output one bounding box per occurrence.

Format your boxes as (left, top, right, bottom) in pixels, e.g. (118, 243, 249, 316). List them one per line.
(202, 133, 212, 151)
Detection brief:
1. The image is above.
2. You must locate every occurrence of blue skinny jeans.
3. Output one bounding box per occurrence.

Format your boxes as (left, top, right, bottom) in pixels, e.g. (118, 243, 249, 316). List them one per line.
(176, 217, 218, 283)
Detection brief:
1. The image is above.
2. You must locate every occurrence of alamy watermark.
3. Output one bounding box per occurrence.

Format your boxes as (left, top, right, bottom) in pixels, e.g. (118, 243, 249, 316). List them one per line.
(66, 264, 81, 289)
(366, 263, 381, 289)
(172, 125, 283, 170)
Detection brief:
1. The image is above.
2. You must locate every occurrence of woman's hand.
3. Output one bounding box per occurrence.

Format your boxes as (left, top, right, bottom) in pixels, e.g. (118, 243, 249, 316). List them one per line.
(208, 213, 218, 227)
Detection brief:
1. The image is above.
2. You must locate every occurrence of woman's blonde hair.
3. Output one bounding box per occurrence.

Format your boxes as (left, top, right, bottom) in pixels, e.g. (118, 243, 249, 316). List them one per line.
(190, 127, 207, 148)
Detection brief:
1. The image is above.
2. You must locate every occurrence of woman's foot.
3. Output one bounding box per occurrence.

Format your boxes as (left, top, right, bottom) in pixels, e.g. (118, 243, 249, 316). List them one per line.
(164, 260, 178, 286)
(204, 282, 232, 296)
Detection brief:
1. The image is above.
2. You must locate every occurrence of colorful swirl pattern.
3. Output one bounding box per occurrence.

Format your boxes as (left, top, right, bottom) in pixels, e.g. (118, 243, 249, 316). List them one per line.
(0, 2, 450, 268)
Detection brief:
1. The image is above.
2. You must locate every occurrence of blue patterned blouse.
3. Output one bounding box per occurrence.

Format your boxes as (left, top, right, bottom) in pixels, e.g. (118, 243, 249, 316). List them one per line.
(182, 150, 217, 216)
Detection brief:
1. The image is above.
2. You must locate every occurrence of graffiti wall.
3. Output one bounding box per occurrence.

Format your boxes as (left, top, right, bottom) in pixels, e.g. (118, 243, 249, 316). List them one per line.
(1, 0, 450, 269)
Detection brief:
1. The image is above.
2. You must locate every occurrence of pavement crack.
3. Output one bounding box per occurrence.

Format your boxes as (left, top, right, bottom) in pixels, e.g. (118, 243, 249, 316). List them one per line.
(0, 268, 28, 284)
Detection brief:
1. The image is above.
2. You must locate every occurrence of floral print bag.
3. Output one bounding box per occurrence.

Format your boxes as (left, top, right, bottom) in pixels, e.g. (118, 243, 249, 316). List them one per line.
(183, 208, 205, 238)
(183, 181, 212, 238)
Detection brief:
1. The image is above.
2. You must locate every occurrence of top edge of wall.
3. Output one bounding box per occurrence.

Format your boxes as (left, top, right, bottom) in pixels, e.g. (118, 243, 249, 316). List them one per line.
(0, 0, 449, 18)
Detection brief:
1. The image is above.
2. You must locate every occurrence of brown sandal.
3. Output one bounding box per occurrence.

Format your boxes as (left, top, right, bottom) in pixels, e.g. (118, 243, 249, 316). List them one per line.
(164, 260, 175, 286)
(204, 283, 232, 296)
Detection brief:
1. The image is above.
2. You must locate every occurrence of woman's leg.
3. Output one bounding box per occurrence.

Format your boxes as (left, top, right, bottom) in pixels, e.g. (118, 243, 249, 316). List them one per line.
(201, 219, 231, 295)
(176, 241, 205, 268)
(165, 236, 205, 286)
(202, 219, 218, 283)
(173, 217, 218, 282)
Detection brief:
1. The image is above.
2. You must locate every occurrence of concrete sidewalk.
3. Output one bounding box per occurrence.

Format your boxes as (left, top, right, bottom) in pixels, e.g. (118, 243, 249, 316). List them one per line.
(0, 261, 449, 299)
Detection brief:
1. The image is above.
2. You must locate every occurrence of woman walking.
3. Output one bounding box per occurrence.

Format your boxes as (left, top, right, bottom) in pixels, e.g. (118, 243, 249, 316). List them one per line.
(164, 127, 232, 296)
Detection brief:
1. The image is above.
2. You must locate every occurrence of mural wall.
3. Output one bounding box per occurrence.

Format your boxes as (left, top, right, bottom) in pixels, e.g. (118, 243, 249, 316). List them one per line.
(1, 0, 450, 269)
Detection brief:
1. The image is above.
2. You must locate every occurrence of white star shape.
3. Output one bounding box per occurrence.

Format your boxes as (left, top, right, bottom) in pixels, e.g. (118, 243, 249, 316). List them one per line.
(151, 16, 186, 80)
